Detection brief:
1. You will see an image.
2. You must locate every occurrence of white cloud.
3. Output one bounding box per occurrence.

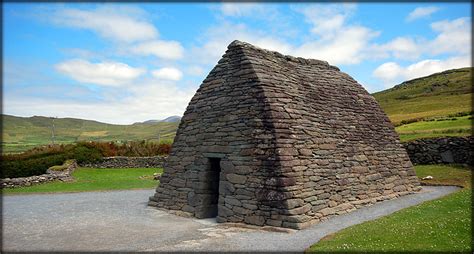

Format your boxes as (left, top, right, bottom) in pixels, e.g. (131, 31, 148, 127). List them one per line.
(130, 40, 184, 60)
(370, 37, 422, 60)
(370, 17, 470, 62)
(186, 65, 206, 76)
(152, 67, 183, 81)
(373, 55, 471, 87)
(52, 6, 158, 43)
(220, 3, 263, 17)
(428, 17, 471, 55)
(4, 78, 197, 125)
(294, 3, 357, 40)
(293, 26, 379, 65)
(291, 4, 380, 65)
(190, 22, 292, 65)
(406, 6, 439, 22)
(55, 59, 145, 86)
(192, 4, 380, 66)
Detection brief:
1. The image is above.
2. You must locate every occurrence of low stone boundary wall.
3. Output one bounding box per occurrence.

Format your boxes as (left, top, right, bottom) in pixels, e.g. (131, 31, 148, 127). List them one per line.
(1, 160, 77, 188)
(80, 156, 167, 168)
(403, 136, 473, 165)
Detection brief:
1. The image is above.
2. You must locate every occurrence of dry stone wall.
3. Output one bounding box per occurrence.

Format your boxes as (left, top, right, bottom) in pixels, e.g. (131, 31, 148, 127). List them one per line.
(1, 160, 77, 188)
(80, 156, 167, 168)
(403, 136, 473, 165)
(149, 40, 421, 229)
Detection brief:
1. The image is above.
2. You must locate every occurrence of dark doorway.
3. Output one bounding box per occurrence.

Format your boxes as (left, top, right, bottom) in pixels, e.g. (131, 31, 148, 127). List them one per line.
(201, 157, 221, 218)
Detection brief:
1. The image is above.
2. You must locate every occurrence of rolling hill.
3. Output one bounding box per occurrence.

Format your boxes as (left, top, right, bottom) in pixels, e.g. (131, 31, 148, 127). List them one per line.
(372, 67, 472, 125)
(2, 67, 471, 153)
(1, 115, 179, 153)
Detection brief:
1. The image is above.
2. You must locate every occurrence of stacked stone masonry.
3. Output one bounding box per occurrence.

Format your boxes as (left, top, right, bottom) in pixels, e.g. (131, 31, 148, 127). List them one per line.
(149, 40, 421, 229)
(1, 160, 77, 188)
(80, 156, 167, 168)
(403, 136, 473, 165)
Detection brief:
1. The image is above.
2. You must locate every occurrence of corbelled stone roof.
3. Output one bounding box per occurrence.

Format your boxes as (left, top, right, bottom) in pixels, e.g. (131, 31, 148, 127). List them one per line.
(149, 40, 420, 230)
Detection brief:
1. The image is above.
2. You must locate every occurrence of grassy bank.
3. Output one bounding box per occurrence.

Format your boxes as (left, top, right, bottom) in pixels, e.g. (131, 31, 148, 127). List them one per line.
(373, 67, 472, 125)
(307, 165, 472, 253)
(396, 115, 472, 142)
(2, 167, 162, 194)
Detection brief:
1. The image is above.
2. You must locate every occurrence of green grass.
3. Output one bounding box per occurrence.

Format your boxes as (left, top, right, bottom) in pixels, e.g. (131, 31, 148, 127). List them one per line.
(415, 164, 472, 188)
(397, 115, 472, 142)
(2, 167, 162, 194)
(307, 165, 472, 253)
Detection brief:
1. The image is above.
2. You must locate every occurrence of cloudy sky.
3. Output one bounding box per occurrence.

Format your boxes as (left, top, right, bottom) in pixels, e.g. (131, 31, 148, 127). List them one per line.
(3, 3, 471, 124)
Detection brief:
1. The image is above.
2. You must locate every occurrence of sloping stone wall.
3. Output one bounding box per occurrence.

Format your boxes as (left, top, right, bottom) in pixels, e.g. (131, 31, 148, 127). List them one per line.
(403, 136, 473, 165)
(149, 40, 420, 229)
(1, 160, 77, 188)
(80, 156, 167, 168)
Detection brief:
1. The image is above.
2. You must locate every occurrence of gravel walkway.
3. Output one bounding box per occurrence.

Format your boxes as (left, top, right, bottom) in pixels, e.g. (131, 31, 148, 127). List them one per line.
(2, 186, 458, 252)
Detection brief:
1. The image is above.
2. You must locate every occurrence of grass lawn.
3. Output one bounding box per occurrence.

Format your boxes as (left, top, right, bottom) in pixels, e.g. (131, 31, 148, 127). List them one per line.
(396, 115, 472, 142)
(307, 165, 472, 253)
(2, 167, 162, 194)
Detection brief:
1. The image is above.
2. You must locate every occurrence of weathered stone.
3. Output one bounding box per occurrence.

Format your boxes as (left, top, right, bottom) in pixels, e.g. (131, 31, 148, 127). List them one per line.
(225, 196, 242, 207)
(285, 204, 311, 215)
(148, 40, 421, 230)
(81, 156, 167, 168)
(233, 206, 252, 215)
(226, 174, 247, 184)
(319, 207, 336, 216)
(219, 205, 234, 217)
(299, 149, 312, 156)
(285, 199, 304, 209)
(244, 215, 265, 226)
(402, 137, 472, 165)
(266, 219, 282, 227)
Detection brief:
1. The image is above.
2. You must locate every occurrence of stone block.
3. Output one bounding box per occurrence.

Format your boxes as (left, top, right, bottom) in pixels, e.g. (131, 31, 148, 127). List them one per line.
(244, 215, 265, 226)
(226, 174, 247, 184)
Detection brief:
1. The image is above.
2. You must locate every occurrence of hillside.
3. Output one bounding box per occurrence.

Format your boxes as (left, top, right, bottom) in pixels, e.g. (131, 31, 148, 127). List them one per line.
(373, 67, 472, 125)
(1, 115, 179, 153)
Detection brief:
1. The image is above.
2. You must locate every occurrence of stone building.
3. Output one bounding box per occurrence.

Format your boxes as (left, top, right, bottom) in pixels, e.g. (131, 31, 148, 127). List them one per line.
(149, 40, 421, 229)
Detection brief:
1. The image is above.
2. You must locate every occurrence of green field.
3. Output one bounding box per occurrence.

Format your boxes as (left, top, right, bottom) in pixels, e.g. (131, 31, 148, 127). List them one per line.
(2, 115, 178, 153)
(373, 67, 472, 125)
(396, 115, 472, 142)
(2, 167, 162, 194)
(308, 165, 472, 253)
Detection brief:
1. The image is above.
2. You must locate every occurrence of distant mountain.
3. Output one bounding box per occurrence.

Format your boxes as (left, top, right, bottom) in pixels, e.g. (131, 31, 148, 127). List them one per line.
(160, 116, 182, 123)
(141, 120, 160, 124)
(372, 67, 472, 125)
(140, 116, 182, 124)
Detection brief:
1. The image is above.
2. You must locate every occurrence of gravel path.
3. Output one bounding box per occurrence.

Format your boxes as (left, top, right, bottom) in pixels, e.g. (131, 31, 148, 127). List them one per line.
(2, 186, 458, 252)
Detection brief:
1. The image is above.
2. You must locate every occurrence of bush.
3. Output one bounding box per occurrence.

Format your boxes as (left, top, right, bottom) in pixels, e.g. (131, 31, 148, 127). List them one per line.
(1, 140, 172, 178)
(70, 144, 102, 164)
(1, 153, 67, 178)
(399, 118, 422, 126)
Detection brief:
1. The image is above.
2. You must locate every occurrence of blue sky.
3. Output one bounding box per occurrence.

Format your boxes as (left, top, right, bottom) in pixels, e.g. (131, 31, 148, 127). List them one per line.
(3, 3, 471, 124)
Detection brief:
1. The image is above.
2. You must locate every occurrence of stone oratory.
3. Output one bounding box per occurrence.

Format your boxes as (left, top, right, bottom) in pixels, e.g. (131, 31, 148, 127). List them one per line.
(149, 40, 420, 229)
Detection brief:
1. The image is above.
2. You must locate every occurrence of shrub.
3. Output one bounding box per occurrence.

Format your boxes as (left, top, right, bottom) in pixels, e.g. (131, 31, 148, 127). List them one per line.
(399, 118, 422, 126)
(70, 144, 102, 164)
(1, 153, 67, 178)
(1, 140, 172, 178)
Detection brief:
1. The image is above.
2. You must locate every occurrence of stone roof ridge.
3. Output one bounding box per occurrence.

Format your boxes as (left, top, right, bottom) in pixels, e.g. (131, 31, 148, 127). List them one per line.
(227, 40, 340, 71)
